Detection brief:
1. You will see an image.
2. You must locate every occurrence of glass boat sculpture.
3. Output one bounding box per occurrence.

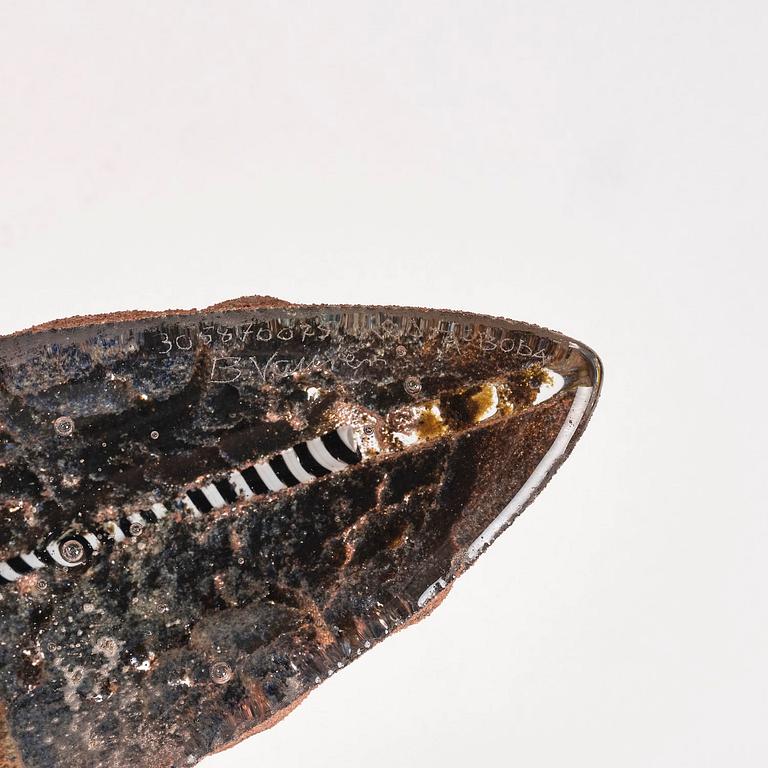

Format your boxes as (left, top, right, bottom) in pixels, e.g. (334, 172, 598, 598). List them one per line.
(0, 297, 602, 768)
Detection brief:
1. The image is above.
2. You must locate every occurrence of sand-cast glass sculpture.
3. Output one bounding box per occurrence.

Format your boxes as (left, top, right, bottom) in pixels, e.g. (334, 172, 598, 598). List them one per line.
(0, 296, 602, 768)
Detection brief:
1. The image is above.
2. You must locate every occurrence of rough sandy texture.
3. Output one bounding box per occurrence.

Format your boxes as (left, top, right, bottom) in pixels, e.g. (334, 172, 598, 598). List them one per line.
(0, 299, 600, 768)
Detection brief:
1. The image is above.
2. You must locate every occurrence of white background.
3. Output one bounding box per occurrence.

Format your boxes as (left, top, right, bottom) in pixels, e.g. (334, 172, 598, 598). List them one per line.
(1, 3, 766, 767)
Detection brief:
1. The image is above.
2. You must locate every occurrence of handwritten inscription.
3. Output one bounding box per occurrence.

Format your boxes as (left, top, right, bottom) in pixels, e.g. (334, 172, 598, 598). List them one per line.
(210, 350, 386, 383)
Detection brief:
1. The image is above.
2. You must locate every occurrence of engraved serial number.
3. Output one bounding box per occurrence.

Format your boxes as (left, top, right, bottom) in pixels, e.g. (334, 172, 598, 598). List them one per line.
(152, 316, 550, 362)
(157, 320, 337, 354)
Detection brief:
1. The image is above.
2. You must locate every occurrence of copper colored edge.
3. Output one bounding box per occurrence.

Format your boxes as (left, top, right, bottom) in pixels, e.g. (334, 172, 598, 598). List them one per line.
(3, 295, 597, 363)
(6, 295, 295, 337)
(210, 583, 455, 757)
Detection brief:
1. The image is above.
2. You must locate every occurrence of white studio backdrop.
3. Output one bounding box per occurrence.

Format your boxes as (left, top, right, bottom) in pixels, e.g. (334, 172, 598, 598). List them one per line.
(1, 3, 766, 767)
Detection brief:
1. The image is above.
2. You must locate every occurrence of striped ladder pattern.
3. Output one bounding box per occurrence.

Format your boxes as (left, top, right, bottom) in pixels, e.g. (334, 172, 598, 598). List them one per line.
(0, 425, 361, 584)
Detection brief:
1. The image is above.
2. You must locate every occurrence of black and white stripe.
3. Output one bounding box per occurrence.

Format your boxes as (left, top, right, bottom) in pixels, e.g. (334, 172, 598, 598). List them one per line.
(0, 425, 362, 585)
(46, 532, 101, 567)
(0, 531, 104, 583)
(0, 554, 43, 582)
(179, 424, 361, 513)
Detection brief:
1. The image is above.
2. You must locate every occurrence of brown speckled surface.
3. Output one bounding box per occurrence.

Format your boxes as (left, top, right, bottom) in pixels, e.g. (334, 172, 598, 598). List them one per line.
(0, 298, 601, 768)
